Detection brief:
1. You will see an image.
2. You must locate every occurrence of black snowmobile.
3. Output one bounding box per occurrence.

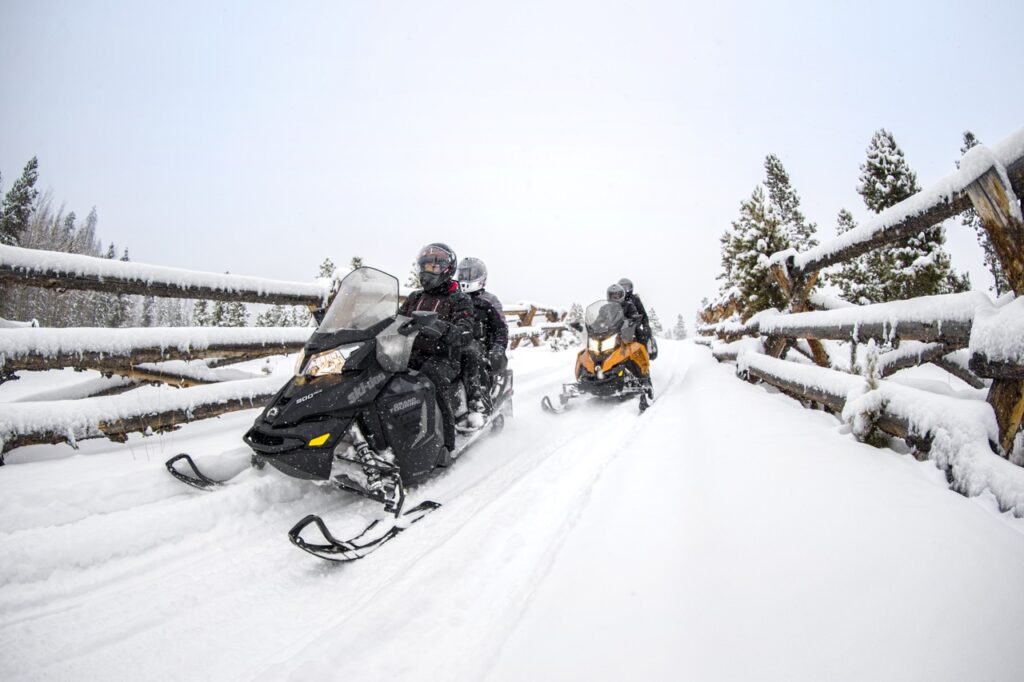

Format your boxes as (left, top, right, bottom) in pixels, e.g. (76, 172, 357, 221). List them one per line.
(166, 267, 513, 561)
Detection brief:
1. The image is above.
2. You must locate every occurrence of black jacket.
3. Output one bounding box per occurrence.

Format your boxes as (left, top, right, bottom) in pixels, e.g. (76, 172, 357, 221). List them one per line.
(625, 292, 650, 335)
(400, 281, 475, 359)
(469, 290, 508, 355)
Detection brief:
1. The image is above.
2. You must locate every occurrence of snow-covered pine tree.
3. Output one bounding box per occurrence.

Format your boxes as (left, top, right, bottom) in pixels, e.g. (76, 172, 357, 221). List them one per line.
(106, 248, 133, 327)
(648, 308, 663, 337)
(210, 299, 227, 326)
(141, 296, 156, 327)
(350, 256, 364, 270)
(826, 209, 883, 304)
(0, 157, 39, 246)
(192, 300, 211, 326)
(857, 129, 969, 300)
(256, 304, 287, 327)
(223, 301, 248, 327)
(406, 265, 421, 289)
(959, 131, 1008, 294)
(764, 154, 818, 251)
(318, 258, 336, 279)
(672, 314, 688, 340)
(720, 185, 789, 315)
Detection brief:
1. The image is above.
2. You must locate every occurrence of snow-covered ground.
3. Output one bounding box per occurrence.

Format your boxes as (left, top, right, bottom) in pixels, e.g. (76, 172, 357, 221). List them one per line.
(2, 341, 1023, 681)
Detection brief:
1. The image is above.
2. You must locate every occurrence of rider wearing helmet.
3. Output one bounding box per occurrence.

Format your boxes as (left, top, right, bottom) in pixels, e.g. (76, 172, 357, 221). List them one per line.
(607, 283, 643, 341)
(399, 243, 475, 452)
(456, 257, 508, 413)
(618, 277, 654, 357)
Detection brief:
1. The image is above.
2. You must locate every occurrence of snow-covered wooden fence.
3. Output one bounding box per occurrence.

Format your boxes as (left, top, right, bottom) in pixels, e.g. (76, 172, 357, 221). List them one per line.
(505, 303, 568, 349)
(0, 244, 331, 306)
(702, 126, 1024, 515)
(0, 248, 333, 460)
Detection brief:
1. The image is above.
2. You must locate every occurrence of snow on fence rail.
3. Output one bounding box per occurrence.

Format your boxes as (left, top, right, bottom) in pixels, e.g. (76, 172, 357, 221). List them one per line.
(0, 326, 310, 374)
(0, 244, 331, 306)
(701, 125, 1024, 510)
(0, 377, 283, 457)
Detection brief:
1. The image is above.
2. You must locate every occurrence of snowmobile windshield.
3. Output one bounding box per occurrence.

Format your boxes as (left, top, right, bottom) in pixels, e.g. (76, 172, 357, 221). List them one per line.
(585, 300, 624, 338)
(318, 268, 399, 334)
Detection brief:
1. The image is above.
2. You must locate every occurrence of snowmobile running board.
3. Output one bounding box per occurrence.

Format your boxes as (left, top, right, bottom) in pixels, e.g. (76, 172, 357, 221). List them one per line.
(288, 500, 441, 562)
(165, 453, 227, 490)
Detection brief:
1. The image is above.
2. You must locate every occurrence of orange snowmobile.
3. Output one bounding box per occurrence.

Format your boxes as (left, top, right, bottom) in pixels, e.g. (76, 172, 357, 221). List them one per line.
(541, 300, 653, 414)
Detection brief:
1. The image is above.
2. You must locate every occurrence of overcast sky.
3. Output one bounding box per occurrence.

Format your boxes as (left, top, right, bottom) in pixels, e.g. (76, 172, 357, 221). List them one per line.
(2, 0, 1023, 323)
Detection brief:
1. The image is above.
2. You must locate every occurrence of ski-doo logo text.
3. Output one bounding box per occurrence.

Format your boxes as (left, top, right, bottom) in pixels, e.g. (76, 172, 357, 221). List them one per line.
(348, 373, 386, 403)
(296, 389, 323, 405)
(390, 397, 419, 413)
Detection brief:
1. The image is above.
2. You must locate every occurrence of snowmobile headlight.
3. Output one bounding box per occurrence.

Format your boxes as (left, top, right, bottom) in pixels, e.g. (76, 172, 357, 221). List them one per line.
(293, 351, 306, 376)
(588, 334, 619, 355)
(303, 344, 360, 377)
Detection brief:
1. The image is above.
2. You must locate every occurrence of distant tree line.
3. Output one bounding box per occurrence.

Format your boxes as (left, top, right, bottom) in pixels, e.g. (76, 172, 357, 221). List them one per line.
(714, 128, 995, 321)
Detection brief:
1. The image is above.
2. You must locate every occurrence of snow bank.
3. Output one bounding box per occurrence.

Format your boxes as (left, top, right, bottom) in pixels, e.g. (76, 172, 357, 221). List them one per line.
(0, 244, 331, 302)
(970, 296, 1024, 364)
(0, 326, 311, 369)
(0, 377, 283, 453)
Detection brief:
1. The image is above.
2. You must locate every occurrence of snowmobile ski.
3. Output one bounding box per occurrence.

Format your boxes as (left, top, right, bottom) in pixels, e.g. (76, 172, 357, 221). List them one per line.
(165, 453, 228, 490)
(288, 500, 441, 562)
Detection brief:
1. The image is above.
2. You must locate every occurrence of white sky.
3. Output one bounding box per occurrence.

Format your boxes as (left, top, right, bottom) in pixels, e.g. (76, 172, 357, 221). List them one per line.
(2, 0, 1023, 324)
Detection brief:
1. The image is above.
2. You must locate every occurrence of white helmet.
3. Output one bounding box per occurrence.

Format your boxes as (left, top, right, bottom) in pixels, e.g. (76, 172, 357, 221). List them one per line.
(457, 257, 487, 294)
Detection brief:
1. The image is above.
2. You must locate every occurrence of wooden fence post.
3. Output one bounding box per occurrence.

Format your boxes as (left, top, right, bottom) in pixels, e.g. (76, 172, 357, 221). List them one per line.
(967, 165, 1024, 455)
(766, 261, 829, 367)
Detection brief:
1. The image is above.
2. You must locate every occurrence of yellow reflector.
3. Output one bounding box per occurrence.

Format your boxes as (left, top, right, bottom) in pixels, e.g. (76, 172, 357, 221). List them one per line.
(307, 433, 331, 447)
(618, 371, 624, 376)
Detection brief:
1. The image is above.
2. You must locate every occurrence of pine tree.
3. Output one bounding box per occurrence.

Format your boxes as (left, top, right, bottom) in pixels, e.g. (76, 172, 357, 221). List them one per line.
(406, 265, 421, 289)
(827, 209, 881, 303)
(764, 154, 818, 251)
(0, 157, 40, 245)
(211, 299, 227, 326)
(350, 256, 364, 270)
(193, 300, 211, 326)
(959, 131, 1008, 294)
(318, 258, 336, 279)
(141, 296, 156, 326)
(223, 301, 248, 327)
(648, 308, 663, 337)
(857, 129, 968, 300)
(672, 314, 688, 340)
(720, 185, 789, 315)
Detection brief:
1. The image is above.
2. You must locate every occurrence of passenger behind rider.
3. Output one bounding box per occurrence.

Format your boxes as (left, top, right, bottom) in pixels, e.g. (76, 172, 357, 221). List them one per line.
(399, 243, 475, 452)
(455, 257, 508, 413)
(618, 277, 656, 359)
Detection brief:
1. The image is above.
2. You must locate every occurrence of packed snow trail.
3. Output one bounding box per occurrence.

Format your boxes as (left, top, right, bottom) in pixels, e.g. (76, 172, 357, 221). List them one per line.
(1, 342, 1023, 681)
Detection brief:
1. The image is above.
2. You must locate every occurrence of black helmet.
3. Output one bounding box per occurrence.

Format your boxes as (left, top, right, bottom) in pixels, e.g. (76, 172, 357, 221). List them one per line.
(618, 278, 634, 295)
(456, 257, 487, 294)
(416, 242, 457, 291)
(607, 283, 626, 303)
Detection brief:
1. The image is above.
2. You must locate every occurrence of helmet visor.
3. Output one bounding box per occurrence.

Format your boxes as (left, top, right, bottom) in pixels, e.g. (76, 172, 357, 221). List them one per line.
(417, 245, 453, 276)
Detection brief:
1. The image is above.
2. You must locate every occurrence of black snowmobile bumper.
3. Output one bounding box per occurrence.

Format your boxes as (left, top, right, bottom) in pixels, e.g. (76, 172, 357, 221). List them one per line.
(243, 416, 353, 481)
(577, 372, 640, 398)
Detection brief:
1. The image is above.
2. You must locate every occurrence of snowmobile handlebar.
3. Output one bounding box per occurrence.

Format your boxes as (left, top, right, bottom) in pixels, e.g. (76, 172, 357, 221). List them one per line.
(398, 311, 447, 340)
